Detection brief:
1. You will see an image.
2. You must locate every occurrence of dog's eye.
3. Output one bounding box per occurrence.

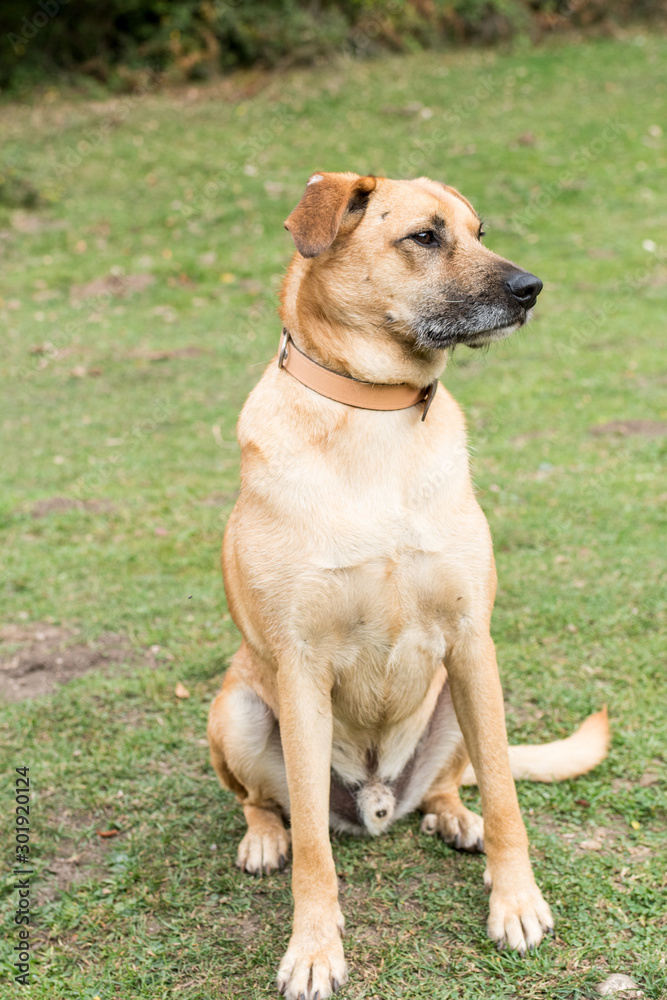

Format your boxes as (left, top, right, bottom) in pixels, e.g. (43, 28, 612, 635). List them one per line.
(478, 224, 486, 240)
(411, 231, 436, 246)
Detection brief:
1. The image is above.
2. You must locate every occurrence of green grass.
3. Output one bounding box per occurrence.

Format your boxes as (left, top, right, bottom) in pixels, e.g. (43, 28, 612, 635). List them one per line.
(1, 30, 666, 1000)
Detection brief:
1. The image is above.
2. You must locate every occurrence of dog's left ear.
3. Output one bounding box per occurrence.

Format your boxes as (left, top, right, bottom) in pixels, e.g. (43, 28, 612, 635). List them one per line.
(284, 172, 377, 258)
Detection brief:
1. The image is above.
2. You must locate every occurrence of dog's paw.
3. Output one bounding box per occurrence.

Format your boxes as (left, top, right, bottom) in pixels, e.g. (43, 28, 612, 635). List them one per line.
(421, 805, 484, 853)
(487, 881, 553, 955)
(276, 923, 347, 1000)
(236, 825, 290, 876)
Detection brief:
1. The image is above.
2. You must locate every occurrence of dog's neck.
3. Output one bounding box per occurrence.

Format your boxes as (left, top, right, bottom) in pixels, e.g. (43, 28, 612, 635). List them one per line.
(280, 256, 447, 388)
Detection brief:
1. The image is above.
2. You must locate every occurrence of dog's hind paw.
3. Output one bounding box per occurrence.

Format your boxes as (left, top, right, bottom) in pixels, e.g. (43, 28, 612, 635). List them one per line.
(276, 927, 347, 1000)
(421, 804, 484, 853)
(236, 820, 291, 876)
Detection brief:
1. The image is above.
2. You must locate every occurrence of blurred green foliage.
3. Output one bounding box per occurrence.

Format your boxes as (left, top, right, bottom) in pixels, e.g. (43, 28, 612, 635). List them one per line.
(1, 0, 666, 89)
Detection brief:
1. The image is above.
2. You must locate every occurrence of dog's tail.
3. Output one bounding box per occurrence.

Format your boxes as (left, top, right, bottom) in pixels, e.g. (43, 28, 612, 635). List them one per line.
(460, 706, 610, 785)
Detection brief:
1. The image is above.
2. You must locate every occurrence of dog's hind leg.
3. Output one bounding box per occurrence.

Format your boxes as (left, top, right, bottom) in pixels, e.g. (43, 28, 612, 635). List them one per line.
(208, 646, 291, 875)
(420, 757, 485, 853)
(411, 681, 485, 852)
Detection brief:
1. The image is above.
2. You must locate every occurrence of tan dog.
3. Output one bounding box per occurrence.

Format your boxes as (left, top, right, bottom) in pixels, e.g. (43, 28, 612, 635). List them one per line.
(208, 172, 610, 1000)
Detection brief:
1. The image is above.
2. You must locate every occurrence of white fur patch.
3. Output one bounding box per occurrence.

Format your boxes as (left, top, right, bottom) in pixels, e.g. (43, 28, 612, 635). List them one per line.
(307, 174, 324, 185)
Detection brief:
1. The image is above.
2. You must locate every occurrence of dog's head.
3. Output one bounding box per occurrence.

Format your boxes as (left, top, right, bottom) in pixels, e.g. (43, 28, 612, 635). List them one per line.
(284, 171, 542, 351)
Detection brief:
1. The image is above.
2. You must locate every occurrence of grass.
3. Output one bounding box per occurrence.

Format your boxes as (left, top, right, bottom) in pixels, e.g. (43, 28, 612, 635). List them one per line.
(1, 28, 666, 1000)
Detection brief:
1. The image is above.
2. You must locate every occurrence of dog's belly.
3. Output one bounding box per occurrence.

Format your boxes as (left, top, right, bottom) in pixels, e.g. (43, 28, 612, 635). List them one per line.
(328, 673, 463, 836)
(297, 551, 462, 795)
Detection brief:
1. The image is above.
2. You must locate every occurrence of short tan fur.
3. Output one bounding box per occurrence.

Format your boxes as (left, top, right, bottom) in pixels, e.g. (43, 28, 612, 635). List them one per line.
(208, 172, 610, 1000)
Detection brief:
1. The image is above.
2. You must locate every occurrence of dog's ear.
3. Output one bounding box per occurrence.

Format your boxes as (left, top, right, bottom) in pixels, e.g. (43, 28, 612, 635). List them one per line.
(284, 172, 377, 258)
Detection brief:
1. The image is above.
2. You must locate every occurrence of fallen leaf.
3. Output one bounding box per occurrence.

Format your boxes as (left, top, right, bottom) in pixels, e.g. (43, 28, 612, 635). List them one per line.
(175, 682, 190, 699)
(579, 838, 602, 850)
(96, 829, 120, 838)
(151, 304, 178, 323)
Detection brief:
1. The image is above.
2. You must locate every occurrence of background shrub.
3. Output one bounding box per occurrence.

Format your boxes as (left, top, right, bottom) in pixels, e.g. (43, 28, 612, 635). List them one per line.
(1, 0, 666, 89)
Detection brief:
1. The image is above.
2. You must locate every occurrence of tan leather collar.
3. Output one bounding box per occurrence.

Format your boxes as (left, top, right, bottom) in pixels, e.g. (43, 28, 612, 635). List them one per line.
(278, 329, 438, 421)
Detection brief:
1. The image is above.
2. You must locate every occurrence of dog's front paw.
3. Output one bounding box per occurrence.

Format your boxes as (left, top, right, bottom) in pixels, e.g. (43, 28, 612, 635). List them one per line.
(236, 824, 290, 875)
(421, 805, 484, 853)
(276, 922, 347, 1000)
(487, 880, 553, 955)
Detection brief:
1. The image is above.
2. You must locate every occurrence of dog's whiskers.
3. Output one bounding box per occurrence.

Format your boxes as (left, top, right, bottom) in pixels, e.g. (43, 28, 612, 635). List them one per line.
(248, 356, 275, 368)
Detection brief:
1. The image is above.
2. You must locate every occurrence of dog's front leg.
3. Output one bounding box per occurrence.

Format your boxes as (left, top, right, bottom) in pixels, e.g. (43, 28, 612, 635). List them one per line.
(275, 663, 347, 1000)
(447, 633, 553, 954)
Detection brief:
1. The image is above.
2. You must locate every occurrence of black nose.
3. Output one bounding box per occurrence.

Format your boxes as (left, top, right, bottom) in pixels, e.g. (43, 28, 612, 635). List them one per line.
(376, 809, 387, 818)
(505, 271, 543, 309)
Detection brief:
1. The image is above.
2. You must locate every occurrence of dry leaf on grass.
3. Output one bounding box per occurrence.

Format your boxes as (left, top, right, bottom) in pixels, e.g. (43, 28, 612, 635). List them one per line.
(579, 838, 603, 850)
(175, 682, 191, 699)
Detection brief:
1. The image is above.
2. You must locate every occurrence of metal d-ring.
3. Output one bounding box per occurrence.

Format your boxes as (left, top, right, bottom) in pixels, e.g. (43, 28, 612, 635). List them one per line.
(278, 328, 290, 368)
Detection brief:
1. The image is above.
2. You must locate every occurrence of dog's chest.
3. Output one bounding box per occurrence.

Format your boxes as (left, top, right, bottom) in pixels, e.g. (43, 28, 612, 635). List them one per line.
(236, 393, 488, 724)
(313, 546, 455, 721)
(280, 475, 464, 719)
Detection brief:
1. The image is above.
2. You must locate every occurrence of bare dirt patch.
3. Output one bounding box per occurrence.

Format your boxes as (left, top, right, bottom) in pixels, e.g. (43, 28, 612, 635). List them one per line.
(128, 345, 208, 362)
(589, 420, 667, 437)
(36, 835, 109, 905)
(199, 490, 239, 507)
(0, 623, 133, 702)
(70, 272, 155, 301)
(30, 497, 115, 518)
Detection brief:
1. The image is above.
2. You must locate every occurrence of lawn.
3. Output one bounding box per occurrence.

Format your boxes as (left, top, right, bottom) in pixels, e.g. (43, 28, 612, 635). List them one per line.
(1, 28, 666, 1000)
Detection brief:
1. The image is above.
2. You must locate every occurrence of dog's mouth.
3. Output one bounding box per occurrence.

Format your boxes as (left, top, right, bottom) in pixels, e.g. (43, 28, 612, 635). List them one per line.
(413, 301, 533, 351)
(464, 308, 534, 348)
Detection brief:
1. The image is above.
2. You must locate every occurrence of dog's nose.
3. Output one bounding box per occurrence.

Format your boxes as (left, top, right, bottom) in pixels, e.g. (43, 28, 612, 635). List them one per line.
(505, 271, 543, 309)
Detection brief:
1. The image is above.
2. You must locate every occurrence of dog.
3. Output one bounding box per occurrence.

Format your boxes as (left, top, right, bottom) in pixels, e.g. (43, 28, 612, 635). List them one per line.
(207, 172, 610, 1000)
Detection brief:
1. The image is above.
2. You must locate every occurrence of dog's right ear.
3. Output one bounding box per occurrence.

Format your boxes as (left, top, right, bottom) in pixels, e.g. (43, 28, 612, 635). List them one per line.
(284, 172, 377, 258)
